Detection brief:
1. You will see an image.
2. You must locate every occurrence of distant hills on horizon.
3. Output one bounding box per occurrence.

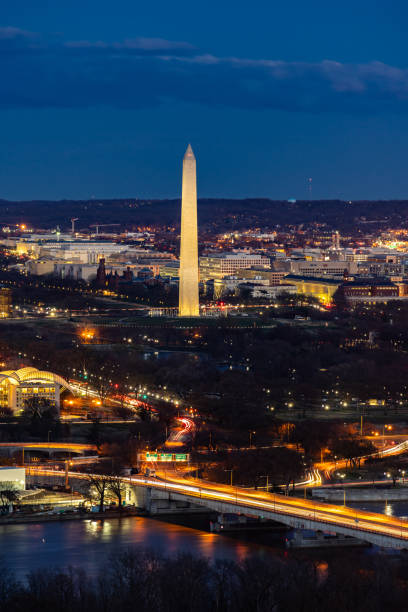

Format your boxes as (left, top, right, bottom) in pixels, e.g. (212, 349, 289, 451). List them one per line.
(0, 198, 407, 233)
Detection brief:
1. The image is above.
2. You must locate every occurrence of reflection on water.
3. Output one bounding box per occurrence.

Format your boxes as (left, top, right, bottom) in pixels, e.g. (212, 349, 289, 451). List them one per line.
(0, 516, 285, 580)
(2, 502, 407, 580)
(347, 500, 408, 520)
(315, 561, 329, 585)
(385, 504, 394, 516)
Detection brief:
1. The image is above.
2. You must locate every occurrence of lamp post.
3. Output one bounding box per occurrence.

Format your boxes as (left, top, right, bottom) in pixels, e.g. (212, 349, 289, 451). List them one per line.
(224, 469, 234, 487)
(260, 475, 270, 492)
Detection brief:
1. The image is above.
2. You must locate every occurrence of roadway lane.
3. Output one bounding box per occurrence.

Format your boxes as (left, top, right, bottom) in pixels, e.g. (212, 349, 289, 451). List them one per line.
(29, 465, 408, 547)
(164, 417, 195, 449)
(316, 440, 408, 481)
(0, 442, 96, 452)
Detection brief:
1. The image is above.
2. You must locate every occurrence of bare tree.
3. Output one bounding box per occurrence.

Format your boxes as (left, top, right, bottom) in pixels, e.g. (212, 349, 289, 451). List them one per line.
(107, 476, 126, 511)
(95, 376, 111, 407)
(86, 474, 110, 512)
(0, 485, 19, 512)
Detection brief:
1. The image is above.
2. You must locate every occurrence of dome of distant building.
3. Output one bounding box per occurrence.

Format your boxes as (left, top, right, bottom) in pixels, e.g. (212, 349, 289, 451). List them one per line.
(0, 367, 73, 413)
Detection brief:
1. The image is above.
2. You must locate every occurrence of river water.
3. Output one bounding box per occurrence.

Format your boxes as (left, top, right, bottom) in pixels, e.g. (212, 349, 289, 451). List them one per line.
(0, 515, 287, 580)
(2, 501, 407, 580)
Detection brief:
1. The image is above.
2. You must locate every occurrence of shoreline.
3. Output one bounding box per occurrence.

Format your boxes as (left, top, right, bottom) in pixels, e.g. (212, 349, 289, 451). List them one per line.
(0, 507, 144, 525)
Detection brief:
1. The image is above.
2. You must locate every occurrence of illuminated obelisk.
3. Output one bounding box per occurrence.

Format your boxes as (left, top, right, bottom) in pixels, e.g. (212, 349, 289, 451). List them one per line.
(179, 144, 199, 317)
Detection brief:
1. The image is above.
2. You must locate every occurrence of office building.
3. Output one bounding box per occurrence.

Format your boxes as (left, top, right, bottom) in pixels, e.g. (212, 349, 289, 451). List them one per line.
(200, 253, 270, 281)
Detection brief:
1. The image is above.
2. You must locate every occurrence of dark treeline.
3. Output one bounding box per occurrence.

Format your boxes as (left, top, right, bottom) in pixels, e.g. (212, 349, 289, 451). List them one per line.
(1, 549, 408, 612)
(0, 197, 408, 231)
(4, 300, 408, 437)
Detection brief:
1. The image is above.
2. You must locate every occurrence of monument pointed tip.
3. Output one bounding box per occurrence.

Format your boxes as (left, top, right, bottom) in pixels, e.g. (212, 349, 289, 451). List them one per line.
(184, 143, 195, 159)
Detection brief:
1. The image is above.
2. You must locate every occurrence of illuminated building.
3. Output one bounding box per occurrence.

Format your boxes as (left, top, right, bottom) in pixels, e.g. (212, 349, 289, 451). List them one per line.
(211, 276, 269, 299)
(160, 262, 180, 279)
(235, 268, 287, 285)
(249, 284, 297, 299)
(0, 467, 25, 491)
(332, 231, 341, 250)
(26, 259, 55, 276)
(179, 145, 199, 316)
(285, 275, 342, 305)
(0, 287, 12, 318)
(341, 278, 401, 304)
(286, 274, 407, 306)
(16, 239, 128, 263)
(0, 367, 74, 414)
(200, 253, 270, 281)
(290, 260, 358, 278)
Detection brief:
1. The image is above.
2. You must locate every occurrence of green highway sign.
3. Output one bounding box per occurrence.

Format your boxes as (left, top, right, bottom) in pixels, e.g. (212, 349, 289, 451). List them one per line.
(175, 454, 187, 461)
(160, 453, 173, 461)
(145, 452, 158, 461)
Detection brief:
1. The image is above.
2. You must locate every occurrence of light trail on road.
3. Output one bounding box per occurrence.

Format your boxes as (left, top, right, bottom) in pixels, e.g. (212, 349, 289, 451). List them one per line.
(163, 417, 195, 450)
(315, 440, 408, 482)
(29, 464, 408, 546)
(0, 442, 96, 451)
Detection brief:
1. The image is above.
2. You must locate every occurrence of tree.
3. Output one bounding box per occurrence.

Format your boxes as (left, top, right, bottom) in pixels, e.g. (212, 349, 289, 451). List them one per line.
(86, 474, 110, 512)
(201, 448, 304, 492)
(112, 405, 134, 420)
(87, 418, 102, 448)
(21, 397, 59, 438)
(330, 437, 376, 469)
(107, 476, 126, 510)
(95, 376, 111, 407)
(0, 484, 19, 512)
(22, 397, 58, 422)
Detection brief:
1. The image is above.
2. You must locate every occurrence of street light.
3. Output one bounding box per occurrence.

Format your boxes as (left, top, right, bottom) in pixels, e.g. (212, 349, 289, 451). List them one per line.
(224, 469, 234, 487)
(260, 475, 270, 492)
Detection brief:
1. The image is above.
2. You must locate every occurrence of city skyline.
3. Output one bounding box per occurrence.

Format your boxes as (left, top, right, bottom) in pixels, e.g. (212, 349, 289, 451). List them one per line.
(3, 4, 408, 605)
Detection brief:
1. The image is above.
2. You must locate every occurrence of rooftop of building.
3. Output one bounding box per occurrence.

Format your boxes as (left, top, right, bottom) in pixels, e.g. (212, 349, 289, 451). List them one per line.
(285, 274, 344, 285)
(343, 277, 398, 287)
(286, 274, 401, 287)
(0, 466, 25, 472)
(201, 253, 270, 260)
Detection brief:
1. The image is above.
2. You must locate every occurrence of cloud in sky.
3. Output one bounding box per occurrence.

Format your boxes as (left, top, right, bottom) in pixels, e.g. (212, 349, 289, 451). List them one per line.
(1, 26, 408, 113)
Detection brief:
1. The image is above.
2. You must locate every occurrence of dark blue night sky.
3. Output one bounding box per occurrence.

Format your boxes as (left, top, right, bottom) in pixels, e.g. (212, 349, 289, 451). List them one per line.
(1, 0, 408, 200)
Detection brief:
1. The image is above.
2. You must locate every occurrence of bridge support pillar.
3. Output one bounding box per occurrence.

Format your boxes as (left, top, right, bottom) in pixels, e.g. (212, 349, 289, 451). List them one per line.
(129, 485, 204, 514)
(286, 529, 368, 549)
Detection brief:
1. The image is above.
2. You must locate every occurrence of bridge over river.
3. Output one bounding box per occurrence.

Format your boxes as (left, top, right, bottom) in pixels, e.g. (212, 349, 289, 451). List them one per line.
(29, 466, 408, 549)
(0, 442, 97, 456)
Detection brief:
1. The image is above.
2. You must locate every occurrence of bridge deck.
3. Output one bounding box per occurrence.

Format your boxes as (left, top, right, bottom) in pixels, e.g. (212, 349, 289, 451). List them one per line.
(29, 466, 408, 548)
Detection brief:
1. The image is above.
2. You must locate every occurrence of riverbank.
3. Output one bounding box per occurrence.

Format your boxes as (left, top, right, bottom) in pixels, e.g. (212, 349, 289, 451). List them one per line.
(0, 507, 143, 525)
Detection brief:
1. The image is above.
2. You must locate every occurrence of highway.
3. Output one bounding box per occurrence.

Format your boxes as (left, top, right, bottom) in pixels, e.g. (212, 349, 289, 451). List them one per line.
(12, 413, 408, 547)
(164, 417, 195, 449)
(28, 462, 408, 548)
(0, 442, 96, 452)
(316, 439, 408, 481)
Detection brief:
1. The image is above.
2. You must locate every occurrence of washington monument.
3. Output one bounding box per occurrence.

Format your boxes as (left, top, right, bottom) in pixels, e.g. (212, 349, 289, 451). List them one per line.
(179, 144, 199, 317)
